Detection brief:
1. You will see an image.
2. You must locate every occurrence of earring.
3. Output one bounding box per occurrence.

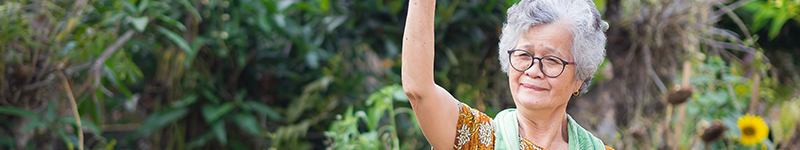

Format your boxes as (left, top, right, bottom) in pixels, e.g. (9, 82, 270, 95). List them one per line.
(573, 91, 579, 96)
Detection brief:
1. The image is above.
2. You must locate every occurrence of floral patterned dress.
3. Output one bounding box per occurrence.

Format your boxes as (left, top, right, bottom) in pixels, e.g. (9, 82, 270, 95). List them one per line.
(450, 103, 614, 150)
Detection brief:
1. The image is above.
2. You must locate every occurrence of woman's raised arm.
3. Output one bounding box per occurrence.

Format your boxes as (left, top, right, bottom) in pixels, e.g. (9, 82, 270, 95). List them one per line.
(401, 0, 460, 149)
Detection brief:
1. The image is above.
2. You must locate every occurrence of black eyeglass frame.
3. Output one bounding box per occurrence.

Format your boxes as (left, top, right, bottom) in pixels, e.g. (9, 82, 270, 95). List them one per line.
(507, 49, 574, 78)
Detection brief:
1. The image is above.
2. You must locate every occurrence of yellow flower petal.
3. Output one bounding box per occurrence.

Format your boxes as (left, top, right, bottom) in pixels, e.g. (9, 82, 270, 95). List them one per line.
(737, 114, 769, 146)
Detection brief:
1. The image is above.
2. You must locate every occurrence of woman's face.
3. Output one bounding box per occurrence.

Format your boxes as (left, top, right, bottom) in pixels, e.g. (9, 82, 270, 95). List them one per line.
(509, 22, 582, 111)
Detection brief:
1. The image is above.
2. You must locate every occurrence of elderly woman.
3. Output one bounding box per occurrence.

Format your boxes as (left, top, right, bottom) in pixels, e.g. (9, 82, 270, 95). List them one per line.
(401, 0, 611, 149)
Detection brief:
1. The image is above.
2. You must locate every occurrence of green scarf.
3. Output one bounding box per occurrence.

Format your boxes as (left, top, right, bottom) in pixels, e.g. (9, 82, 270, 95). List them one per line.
(492, 109, 606, 150)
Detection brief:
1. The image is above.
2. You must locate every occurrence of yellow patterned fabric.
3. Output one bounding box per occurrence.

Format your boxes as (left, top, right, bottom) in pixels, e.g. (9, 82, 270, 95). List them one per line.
(450, 103, 615, 150)
(452, 103, 545, 150)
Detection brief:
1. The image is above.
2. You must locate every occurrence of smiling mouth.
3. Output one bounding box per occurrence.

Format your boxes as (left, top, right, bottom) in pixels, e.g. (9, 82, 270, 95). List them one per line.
(520, 83, 548, 91)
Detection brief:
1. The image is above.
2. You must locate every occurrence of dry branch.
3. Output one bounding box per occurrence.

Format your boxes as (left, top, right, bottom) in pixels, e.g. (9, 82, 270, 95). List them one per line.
(700, 38, 757, 53)
(57, 71, 82, 150)
(21, 30, 135, 92)
(91, 30, 136, 74)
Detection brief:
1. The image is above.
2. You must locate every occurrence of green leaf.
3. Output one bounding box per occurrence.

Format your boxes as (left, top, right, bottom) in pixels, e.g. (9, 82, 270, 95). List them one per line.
(57, 117, 102, 134)
(202, 102, 235, 123)
(367, 103, 386, 131)
(121, 0, 138, 14)
(768, 12, 790, 40)
(179, 0, 202, 21)
(201, 88, 220, 104)
(54, 128, 76, 150)
(105, 139, 117, 150)
(212, 121, 227, 145)
(116, 82, 134, 98)
(445, 48, 459, 66)
(394, 107, 417, 124)
(320, 0, 330, 12)
(157, 14, 187, 31)
(234, 89, 247, 102)
(748, 2, 776, 33)
(384, 37, 399, 58)
(228, 139, 250, 150)
(709, 91, 728, 105)
(278, 0, 297, 12)
(388, 0, 404, 16)
(256, 16, 272, 33)
(138, 108, 189, 134)
(184, 37, 205, 68)
(103, 64, 120, 86)
(273, 14, 286, 28)
(237, 49, 247, 67)
(187, 131, 213, 149)
(323, 15, 347, 32)
(0, 136, 13, 149)
(243, 101, 282, 120)
(722, 75, 746, 83)
(156, 26, 194, 54)
(233, 113, 260, 135)
(392, 86, 408, 102)
(21, 119, 46, 132)
(91, 90, 104, 128)
(355, 110, 370, 129)
(137, 0, 149, 13)
(45, 102, 55, 122)
(305, 51, 319, 68)
(170, 95, 198, 108)
(130, 17, 148, 32)
(61, 41, 77, 56)
(0, 106, 39, 119)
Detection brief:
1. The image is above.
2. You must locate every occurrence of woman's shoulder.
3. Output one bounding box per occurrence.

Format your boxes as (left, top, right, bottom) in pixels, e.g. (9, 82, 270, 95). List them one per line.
(457, 102, 492, 121)
(566, 114, 610, 150)
(453, 102, 495, 149)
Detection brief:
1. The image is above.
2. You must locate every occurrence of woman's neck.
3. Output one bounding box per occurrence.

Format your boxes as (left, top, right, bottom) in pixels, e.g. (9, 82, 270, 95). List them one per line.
(516, 105, 570, 149)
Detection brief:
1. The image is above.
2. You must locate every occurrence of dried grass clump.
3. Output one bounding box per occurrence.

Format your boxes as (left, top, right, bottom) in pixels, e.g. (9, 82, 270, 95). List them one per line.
(591, 0, 759, 149)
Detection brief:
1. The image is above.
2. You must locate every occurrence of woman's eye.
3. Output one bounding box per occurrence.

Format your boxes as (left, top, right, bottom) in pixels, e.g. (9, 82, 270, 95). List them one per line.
(544, 58, 561, 64)
(514, 52, 530, 57)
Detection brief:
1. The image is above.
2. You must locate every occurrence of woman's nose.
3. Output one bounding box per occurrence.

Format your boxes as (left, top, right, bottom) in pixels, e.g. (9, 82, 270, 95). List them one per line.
(525, 60, 544, 78)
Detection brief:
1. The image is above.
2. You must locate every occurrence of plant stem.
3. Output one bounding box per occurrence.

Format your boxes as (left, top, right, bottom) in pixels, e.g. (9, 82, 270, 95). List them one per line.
(57, 71, 82, 150)
(389, 103, 399, 150)
(673, 61, 692, 150)
(748, 73, 760, 114)
(662, 104, 673, 146)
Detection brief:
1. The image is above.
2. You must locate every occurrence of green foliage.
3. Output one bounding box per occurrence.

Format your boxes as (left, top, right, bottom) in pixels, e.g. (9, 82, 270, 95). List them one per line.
(740, 0, 800, 40)
(138, 106, 189, 135)
(325, 85, 423, 150)
(2, 0, 798, 149)
(0, 0, 619, 148)
(0, 103, 110, 150)
(677, 53, 790, 149)
(771, 99, 800, 146)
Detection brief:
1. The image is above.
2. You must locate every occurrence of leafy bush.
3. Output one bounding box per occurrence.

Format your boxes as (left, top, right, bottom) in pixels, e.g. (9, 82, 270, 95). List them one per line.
(2, 0, 798, 149)
(324, 85, 424, 150)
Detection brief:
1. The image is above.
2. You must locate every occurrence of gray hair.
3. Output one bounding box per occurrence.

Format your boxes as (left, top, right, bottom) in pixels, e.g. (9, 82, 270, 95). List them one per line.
(498, 0, 609, 95)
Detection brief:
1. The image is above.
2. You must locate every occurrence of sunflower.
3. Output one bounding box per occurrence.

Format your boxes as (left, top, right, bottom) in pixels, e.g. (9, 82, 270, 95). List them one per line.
(737, 114, 769, 146)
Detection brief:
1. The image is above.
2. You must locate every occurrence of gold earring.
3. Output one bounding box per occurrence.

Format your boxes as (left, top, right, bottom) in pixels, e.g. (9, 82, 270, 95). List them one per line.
(573, 91, 579, 96)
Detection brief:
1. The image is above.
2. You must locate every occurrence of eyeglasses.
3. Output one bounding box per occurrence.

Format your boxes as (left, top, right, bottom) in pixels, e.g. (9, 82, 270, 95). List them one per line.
(507, 49, 574, 78)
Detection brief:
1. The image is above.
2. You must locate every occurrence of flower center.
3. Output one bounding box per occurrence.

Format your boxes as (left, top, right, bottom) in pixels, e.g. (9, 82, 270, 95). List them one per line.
(742, 126, 755, 136)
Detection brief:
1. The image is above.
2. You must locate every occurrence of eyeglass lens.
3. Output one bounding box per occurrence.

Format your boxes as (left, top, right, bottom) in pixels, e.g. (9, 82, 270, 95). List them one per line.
(509, 50, 566, 77)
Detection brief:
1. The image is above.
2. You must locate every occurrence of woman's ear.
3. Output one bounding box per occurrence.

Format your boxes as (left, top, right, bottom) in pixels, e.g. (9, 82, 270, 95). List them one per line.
(573, 79, 583, 93)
